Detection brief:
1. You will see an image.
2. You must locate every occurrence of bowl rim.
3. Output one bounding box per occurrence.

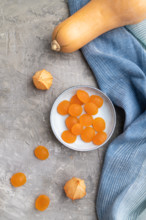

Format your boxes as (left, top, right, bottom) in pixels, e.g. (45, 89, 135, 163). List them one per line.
(50, 85, 116, 151)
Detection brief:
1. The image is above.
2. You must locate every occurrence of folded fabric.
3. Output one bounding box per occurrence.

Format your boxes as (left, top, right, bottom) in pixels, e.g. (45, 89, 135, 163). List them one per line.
(126, 20, 146, 48)
(68, 0, 146, 219)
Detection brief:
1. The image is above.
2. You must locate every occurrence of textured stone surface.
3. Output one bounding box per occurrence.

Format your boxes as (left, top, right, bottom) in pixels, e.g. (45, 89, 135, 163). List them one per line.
(0, 1, 124, 219)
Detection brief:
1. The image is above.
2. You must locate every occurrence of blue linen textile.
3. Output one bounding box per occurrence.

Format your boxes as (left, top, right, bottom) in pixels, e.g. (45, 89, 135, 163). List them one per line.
(126, 20, 146, 48)
(68, 0, 146, 219)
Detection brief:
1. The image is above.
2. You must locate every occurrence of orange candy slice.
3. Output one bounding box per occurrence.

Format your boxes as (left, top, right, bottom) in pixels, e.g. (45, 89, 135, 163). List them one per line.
(10, 173, 27, 187)
(84, 102, 98, 115)
(34, 146, 49, 160)
(70, 95, 83, 105)
(62, 130, 77, 143)
(93, 131, 107, 145)
(81, 127, 95, 143)
(35, 195, 50, 211)
(57, 100, 70, 115)
(79, 114, 93, 127)
(77, 90, 90, 104)
(65, 116, 78, 130)
(68, 104, 83, 117)
(71, 123, 83, 135)
(93, 117, 106, 132)
(89, 95, 103, 108)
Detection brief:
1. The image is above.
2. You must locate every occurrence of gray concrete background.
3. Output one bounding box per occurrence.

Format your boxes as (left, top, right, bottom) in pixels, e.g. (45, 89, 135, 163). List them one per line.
(0, 0, 124, 219)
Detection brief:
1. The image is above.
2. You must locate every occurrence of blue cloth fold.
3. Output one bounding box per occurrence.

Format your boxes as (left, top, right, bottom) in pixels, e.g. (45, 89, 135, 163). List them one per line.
(68, 0, 146, 219)
(126, 20, 146, 48)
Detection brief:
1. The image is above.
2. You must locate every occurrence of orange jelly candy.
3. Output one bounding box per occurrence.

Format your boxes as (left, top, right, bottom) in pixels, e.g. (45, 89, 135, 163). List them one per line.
(93, 117, 106, 132)
(65, 116, 78, 130)
(77, 90, 90, 104)
(79, 114, 93, 126)
(10, 173, 27, 187)
(71, 123, 83, 135)
(80, 127, 95, 143)
(34, 146, 49, 160)
(70, 95, 83, 105)
(84, 102, 98, 115)
(57, 100, 70, 115)
(68, 104, 83, 117)
(93, 131, 107, 145)
(61, 130, 77, 143)
(35, 195, 50, 211)
(89, 95, 103, 108)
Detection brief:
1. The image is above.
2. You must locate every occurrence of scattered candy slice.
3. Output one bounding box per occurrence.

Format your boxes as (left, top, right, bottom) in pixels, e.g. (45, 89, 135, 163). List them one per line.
(61, 130, 77, 143)
(10, 173, 27, 187)
(65, 116, 78, 130)
(35, 195, 50, 211)
(77, 90, 89, 104)
(71, 123, 83, 135)
(93, 131, 107, 145)
(84, 102, 98, 115)
(79, 114, 93, 127)
(89, 95, 103, 108)
(70, 95, 83, 105)
(93, 117, 106, 132)
(57, 100, 70, 115)
(68, 104, 83, 117)
(34, 146, 49, 160)
(80, 127, 95, 143)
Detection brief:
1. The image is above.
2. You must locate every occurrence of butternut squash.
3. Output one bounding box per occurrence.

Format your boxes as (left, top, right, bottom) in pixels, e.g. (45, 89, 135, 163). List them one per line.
(51, 0, 146, 53)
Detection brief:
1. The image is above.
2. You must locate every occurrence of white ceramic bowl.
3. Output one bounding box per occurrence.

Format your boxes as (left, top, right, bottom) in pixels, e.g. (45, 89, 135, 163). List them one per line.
(50, 86, 116, 151)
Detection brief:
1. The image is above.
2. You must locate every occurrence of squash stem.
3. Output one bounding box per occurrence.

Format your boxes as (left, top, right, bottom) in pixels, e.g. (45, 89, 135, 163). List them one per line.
(51, 40, 60, 52)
